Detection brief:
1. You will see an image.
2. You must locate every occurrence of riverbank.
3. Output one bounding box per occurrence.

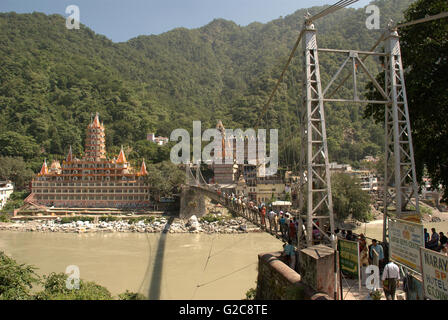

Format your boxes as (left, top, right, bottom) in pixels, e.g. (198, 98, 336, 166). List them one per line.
(355, 210, 448, 240)
(0, 215, 262, 234)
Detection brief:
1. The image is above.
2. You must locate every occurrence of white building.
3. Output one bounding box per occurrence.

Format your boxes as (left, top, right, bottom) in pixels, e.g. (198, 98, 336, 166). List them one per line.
(147, 133, 169, 146)
(0, 181, 14, 209)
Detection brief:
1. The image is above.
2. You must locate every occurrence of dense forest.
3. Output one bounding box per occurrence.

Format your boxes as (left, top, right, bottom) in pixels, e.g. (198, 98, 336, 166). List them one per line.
(0, 0, 414, 182)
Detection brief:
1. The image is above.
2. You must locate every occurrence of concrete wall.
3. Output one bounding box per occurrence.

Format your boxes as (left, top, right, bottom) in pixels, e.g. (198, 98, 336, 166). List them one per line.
(255, 252, 331, 300)
(298, 244, 337, 297)
(179, 186, 206, 219)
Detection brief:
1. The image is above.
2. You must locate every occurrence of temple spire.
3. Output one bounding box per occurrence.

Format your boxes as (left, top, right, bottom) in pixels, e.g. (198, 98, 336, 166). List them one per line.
(117, 145, 127, 164)
(140, 159, 148, 175)
(92, 112, 101, 127)
(66, 145, 73, 162)
(39, 159, 48, 176)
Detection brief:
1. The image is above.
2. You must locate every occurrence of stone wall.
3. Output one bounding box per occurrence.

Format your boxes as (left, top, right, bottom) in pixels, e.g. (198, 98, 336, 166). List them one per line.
(179, 186, 206, 219)
(255, 252, 331, 300)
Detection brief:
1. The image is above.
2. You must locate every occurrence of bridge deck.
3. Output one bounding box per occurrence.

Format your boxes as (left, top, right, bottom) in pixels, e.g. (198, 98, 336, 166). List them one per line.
(192, 185, 293, 243)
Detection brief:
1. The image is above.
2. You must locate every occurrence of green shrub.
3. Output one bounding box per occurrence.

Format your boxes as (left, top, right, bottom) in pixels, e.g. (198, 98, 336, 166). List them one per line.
(35, 272, 113, 300)
(126, 216, 152, 224)
(59, 216, 95, 224)
(200, 214, 222, 223)
(244, 287, 256, 300)
(99, 216, 120, 222)
(0, 213, 11, 222)
(118, 290, 147, 300)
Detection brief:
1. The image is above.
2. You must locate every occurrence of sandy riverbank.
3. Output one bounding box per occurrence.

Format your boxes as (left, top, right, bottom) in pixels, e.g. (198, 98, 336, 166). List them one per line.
(355, 210, 448, 240)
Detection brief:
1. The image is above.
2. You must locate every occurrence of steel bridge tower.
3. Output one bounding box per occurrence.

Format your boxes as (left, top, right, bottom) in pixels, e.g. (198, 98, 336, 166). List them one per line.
(298, 22, 420, 248)
(298, 20, 335, 249)
(382, 27, 420, 241)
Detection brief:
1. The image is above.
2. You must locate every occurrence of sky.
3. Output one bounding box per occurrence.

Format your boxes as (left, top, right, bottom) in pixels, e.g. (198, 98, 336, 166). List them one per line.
(0, 0, 372, 42)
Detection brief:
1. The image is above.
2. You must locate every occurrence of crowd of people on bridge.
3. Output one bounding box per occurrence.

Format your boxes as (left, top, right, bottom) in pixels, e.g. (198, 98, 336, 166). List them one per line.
(219, 191, 310, 244)
(216, 189, 448, 300)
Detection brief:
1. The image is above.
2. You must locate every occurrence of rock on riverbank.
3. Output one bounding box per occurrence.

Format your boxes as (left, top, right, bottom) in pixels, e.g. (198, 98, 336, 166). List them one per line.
(0, 215, 261, 234)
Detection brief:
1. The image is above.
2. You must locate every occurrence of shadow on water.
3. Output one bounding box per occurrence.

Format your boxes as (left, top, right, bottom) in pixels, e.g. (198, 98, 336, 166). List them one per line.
(147, 216, 174, 300)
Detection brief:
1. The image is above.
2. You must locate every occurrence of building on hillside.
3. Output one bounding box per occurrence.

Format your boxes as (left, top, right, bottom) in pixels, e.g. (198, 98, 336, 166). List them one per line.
(329, 162, 352, 172)
(348, 170, 378, 192)
(421, 176, 443, 208)
(235, 172, 286, 204)
(27, 113, 150, 208)
(362, 155, 379, 163)
(0, 181, 14, 209)
(147, 133, 169, 146)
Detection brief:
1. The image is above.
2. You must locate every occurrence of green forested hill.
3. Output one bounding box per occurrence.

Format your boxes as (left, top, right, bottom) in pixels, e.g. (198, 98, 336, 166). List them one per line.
(0, 0, 414, 174)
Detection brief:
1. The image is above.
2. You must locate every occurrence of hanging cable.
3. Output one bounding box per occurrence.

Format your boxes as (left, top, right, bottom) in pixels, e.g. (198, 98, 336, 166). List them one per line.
(195, 262, 257, 288)
(254, 29, 305, 130)
(397, 11, 448, 29)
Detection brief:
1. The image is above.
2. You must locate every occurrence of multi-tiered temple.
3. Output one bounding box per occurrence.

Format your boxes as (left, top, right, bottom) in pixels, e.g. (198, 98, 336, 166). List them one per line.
(28, 113, 150, 208)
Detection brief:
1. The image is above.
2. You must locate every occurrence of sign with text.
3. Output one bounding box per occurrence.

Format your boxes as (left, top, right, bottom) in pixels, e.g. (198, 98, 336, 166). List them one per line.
(388, 218, 424, 271)
(420, 247, 448, 300)
(338, 239, 360, 277)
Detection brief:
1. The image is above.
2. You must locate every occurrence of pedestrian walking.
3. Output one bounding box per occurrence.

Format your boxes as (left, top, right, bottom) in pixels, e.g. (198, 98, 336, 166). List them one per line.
(382, 261, 400, 300)
(370, 239, 385, 272)
(282, 240, 296, 270)
(289, 219, 297, 244)
(279, 214, 287, 240)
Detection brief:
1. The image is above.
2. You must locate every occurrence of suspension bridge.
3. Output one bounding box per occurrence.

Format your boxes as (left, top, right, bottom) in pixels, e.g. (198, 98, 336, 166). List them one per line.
(180, 0, 448, 251)
(184, 164, 301, 242)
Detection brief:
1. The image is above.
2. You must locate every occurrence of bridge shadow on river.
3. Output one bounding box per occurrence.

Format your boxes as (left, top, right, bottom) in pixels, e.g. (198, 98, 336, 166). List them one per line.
(140, 216, 174, 300)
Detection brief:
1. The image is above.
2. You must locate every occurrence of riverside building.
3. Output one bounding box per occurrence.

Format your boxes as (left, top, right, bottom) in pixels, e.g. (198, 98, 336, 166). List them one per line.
(0, 180, 14, 209)
(27, 113, 150, 208)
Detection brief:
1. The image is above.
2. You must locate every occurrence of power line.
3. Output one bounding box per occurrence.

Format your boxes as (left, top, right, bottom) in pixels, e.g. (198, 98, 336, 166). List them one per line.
(254, 29, 304, 130)
(253, 0, 361, 131)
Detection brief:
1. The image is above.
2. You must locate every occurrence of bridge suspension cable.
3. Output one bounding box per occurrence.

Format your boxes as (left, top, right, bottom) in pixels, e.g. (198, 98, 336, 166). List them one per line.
(309, 0, 360, 23)
(253, 0, 360, 130)
(396, 11, 448, 29)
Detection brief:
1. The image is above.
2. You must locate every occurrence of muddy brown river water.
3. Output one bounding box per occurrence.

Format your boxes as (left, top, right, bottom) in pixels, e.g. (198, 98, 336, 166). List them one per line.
(0, 231, 282, 299)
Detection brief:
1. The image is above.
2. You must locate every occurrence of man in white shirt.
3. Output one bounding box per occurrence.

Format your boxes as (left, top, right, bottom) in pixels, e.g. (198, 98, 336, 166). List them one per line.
(268, 210, 277, 232)
(382, 261, 400, 300)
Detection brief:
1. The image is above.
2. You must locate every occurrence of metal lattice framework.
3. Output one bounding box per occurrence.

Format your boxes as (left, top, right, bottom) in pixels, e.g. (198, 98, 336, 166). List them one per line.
(298, 21, 335, 249)
(382, 28, 420, 240)
(297, 23, 422, 248)
(201, 0, 447, 249)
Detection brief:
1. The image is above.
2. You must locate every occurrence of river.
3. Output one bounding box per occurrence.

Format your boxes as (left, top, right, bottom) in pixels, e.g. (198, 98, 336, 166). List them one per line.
(0, 231, 282, 299)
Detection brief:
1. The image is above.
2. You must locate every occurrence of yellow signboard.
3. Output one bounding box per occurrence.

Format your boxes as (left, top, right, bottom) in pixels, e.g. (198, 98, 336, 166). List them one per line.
(420, 247, 448, 300)
(388, 218, 424, 272)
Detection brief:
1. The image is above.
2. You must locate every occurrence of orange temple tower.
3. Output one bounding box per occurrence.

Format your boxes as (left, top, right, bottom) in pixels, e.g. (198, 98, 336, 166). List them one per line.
(29, 113, 150, 208)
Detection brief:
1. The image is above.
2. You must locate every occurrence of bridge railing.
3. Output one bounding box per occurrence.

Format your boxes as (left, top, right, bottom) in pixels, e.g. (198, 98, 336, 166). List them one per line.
(193, 185, 292, 242)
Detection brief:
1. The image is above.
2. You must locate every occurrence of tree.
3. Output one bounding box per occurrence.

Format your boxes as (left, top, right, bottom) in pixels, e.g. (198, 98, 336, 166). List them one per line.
(0, 156, 35, 190)
(365, 0, 448, 200)
(0, 132, 40, 160)
(331, 173, 372, 222)
(144, 161, 185, 200)
(35, 272, 113, 300)
(0, 251, 40, 300)
(0, 252, 146, 300)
